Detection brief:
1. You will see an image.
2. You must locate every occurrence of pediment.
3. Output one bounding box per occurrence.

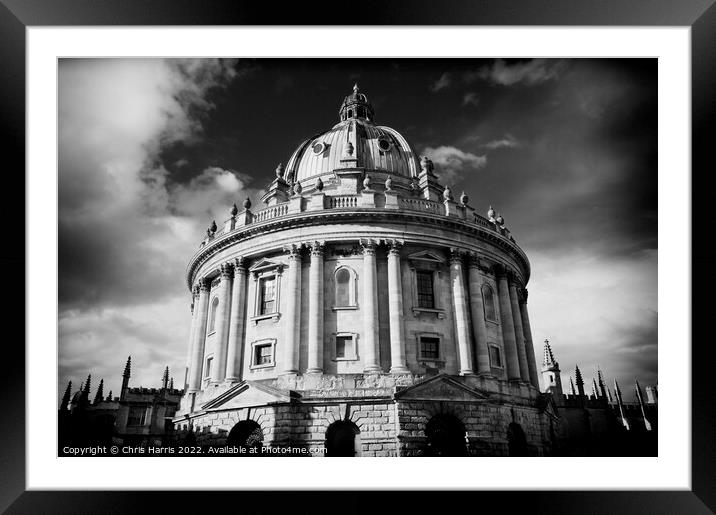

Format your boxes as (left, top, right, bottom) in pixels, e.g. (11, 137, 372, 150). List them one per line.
(201, 381, 297, 411)
(394, 374, 489, 402)
(248, 258, 283, 274)
(408, 250, 446, 263)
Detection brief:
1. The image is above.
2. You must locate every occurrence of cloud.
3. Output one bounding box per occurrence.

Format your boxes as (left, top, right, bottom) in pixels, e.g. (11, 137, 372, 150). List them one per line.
(462, 92, 479, 107)
(58, 59, 249, 399)
(429, 72, 452, 92)
(468, 59, 567, 86)
(527, 248, 657, 400)
(483, 134, 521, 150)
(421, 145, 487, 184)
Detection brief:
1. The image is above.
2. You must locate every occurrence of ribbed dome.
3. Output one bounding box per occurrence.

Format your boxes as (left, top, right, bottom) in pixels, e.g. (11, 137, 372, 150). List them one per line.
(285, 85, 420, 183)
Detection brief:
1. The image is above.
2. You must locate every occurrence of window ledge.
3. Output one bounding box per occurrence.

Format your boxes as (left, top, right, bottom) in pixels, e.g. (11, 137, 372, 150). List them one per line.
(412, 307, 445, 319)
(418, 359, 446, 367)
(251, 313, 281, 324)
(249, 363, 275, 370)
(332, 305, 358, 311)
(332, 356, 359, 362)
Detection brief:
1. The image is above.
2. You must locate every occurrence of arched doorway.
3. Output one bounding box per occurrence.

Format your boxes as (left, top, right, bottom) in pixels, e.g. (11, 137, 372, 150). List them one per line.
(227, 420, 264, 451)
(425, 414, 468, 456)
(325, 421, 361, 457)
(507, 422, 528, 456)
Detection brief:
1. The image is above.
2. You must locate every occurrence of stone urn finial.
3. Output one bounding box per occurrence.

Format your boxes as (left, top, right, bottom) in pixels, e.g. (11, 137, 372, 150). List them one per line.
(487, 205, 495, 220)
(385, 176, 393, 191)
(209, 220, 217, 235)
(230, 203, 238, 217)
(345, 141, 354, 157)
(420, 155, 430, 174)
(460, 191, 468, 206)
(275, 162, 285, 179)
(443, 185, 453, 201)
(363, 174, 371, 190)
(316, 177, 324, 192)
(295, 181, 303, 195)
(496, 213, 504, 226)
(243, 197, 252, 210)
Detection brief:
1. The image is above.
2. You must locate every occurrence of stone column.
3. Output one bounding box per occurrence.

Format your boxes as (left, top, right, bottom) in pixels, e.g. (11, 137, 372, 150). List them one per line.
(183, 287, 199, 390)
(282, 245, 302, 375)
(519, 289, 540, 388)
(211, 264, 233, 383)
(508, 275, 530, 383)
(450, 249, 474, 375)
(387, 241, 409, 373)
(188, 278, 210, 392)
(495, 266, 521, 380)
(361, 239, 381, 373)
(306, 241, 325, 374)
(225, 258, 248, 381)
(467, 255, 491, 374)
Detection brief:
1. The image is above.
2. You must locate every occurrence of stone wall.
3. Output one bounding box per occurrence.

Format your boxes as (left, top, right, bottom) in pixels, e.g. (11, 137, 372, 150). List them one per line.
(174, 393, 552, 457)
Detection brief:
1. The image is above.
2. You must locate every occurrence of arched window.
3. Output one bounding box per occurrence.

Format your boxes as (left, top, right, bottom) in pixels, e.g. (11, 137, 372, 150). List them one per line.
(208, 297, 219, 333)
(425, 414, 467, 456)
(482, 284, 497, 321)
(507, 423, 528, 456)
(333, 267, 356, 308)
(335, 268, 351, 306)
(325, 420, 361, 457)
(227, 420, 264, 451)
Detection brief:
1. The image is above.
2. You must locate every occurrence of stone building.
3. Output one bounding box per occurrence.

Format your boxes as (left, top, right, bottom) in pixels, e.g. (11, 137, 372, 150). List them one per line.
(173, 84, 556, 456)
(540, 339, 658, 456)
(59, 357, 183, 452)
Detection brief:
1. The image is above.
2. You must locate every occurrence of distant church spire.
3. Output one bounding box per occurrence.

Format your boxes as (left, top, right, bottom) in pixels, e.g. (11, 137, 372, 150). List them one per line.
(597, 367, 608, 399)
(540, 339, 562, 397)
(162, 366, 170, 389)
(542, 339, 557, 366)
(569, 377, 576, 396)
(121, 356, 131, 401)
(106, 390, 113, 402)
(614, 379, 630, 430)
(635, 379, 652, 431)
(574, 365, 585, 397)
(59, 381, 72, 411)
(93, 379, 104, 404)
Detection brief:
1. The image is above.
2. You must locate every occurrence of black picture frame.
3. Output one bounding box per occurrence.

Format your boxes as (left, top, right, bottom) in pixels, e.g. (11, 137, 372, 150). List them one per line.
(1, 1, 711, 513)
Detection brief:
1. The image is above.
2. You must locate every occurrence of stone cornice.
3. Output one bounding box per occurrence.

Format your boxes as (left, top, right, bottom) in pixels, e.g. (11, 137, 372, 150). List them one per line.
(185, 209, 530, 290)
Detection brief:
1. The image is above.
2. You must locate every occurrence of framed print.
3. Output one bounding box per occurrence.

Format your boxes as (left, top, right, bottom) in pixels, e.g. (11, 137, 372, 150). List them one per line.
(1, 0, 713, 512)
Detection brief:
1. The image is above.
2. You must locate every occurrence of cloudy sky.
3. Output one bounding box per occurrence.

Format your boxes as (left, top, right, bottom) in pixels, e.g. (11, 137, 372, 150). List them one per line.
(58, 58, 656, 403)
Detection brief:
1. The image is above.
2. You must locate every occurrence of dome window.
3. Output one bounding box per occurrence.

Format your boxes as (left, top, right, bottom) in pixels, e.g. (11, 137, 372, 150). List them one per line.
(312, 141, 327, 155)
(378, 137, 391, 152)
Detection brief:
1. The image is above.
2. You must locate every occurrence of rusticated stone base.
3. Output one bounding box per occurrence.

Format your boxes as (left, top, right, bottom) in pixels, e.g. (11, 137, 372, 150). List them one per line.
(172, 373, 557, 457)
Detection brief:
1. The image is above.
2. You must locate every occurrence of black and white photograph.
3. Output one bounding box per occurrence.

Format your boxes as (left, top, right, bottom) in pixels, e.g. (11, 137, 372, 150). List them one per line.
(57, 57, 658, 458)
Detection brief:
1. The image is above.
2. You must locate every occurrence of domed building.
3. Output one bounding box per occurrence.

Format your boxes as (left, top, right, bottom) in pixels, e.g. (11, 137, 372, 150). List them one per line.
(173, 85, 557, 456)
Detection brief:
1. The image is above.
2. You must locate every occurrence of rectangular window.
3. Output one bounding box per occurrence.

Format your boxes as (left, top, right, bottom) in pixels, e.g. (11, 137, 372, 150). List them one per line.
(420, 336, 440, 360)
(489, 345, 502, 368)
(254, 343, 273, 366)
(127, 406, 147, 426)
(204, 357, 213, 378)
(336, 335, 350, 358)
(416, 270, 435, 309)
(259, 276, 276, 315)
